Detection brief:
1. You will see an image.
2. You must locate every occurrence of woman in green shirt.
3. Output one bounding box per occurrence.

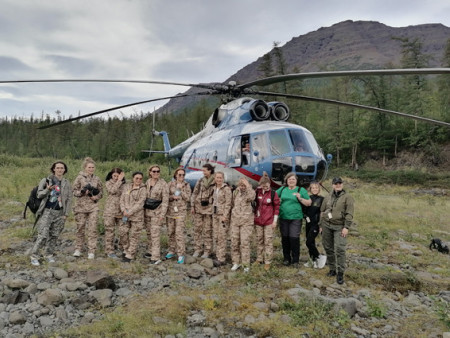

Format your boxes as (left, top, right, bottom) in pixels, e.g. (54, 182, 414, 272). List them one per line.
(276, 172, 311, 268)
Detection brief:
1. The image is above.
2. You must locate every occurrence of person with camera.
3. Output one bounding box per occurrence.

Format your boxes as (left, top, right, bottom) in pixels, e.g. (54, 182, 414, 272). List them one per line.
(72, 157, 103, 259)
(120, 171, 147, 262)
(103, 168, 125, 259)
(254, 173, 280, 271)
(320, 177, 354, 285)
(276, 172, 311, 268)
(191, 163, 215, 258)
(230, 177, 256, 273)
(165, 168, 191, 264)
(29, 161, 72, 266)
(211, 171, 232, 267)
(144, 165, 169, 265)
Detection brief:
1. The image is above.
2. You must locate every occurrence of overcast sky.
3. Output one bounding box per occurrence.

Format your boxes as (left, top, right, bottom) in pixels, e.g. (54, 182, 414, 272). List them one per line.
(0, 0, 449, 120)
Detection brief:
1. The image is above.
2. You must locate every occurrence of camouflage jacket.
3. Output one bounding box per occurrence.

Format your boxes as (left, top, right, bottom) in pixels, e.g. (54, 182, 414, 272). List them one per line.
(231, 187, 256, 227)
(72, 171, 103, 214)
(36, 175, 72, 218)
(191, 175, 215, 215)
(212, 184, 232, 220)
(166, 180, 191, 218)
(144, 178, 169, 218)
(120, 183, 147, 221)
(104, 179, 125, 218)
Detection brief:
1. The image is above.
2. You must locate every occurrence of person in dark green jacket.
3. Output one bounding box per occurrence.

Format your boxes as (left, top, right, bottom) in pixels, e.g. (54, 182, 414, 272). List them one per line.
(276, 172, 311, 268)
(320, 177, 354, 285)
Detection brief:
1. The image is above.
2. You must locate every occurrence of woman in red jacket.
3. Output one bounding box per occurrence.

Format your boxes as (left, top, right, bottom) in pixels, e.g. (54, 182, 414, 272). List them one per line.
(254, 174, 280, 271)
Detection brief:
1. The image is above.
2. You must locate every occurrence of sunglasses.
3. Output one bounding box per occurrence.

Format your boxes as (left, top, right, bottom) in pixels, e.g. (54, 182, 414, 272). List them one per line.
(177, 173, 185, 176)
(151, 170, 160, 173)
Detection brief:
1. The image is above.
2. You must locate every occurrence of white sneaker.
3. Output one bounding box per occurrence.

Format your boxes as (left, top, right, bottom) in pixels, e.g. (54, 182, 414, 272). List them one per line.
(30, 257, 40, 266)
(46, 255, 56, 263)
(244, 267, 250, 273)
(313, 260, 318, 269)
(317, 255, 327, 269)
(88, 253, 95, 260)
(192, 252, 200, 258)
(73, 250, 81, 257)
(151, 259, 162, 265)
(231, 264, 241, 271)
(304, 261, 312, 268)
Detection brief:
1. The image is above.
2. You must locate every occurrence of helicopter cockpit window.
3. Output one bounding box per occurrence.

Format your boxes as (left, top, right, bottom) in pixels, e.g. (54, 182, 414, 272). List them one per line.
(289, 129, 311, 153)
(251, 133, 269, 163)
(269, 130, 290, 156)
(227, 137, 242, 166)
(303, 130, 321, 156)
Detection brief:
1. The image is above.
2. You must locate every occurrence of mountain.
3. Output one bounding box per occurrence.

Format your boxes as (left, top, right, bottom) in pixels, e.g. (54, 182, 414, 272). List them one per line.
(157, 20, 450, 114)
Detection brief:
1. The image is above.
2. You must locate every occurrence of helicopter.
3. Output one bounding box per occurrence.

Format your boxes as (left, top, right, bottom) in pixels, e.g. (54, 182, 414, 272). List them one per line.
(3, 68, 450, 188)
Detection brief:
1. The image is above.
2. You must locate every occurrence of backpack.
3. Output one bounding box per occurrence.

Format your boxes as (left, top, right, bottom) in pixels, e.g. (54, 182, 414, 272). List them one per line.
(23, 179, 48, 219)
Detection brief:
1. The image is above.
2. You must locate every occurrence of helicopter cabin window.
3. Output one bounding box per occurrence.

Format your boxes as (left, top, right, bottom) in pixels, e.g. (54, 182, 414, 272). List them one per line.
(251, 133, 269, 163)
(289, 129, 311, 153)
(227, 137, 242, 167)
(241, 135, 250, 165)
(269, 130, 290, 156)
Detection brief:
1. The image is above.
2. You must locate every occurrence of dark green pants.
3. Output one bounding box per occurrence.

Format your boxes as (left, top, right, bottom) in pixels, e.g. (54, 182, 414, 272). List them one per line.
(322, 224, 347, 273)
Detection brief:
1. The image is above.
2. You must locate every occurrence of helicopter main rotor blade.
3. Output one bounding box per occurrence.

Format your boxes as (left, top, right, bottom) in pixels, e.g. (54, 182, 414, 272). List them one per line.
(38, 92, 212, 129)
(255, 90, 450, 128)
(239, 68, 450, 89)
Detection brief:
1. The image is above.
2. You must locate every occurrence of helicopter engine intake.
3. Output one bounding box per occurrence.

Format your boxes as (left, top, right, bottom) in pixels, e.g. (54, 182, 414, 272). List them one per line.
(268, 102, 290, 121)
(249, 100, 270, 121)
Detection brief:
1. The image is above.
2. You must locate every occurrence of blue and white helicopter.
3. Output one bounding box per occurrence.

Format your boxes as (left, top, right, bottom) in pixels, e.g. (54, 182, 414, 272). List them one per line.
(16, 68, 450, 188)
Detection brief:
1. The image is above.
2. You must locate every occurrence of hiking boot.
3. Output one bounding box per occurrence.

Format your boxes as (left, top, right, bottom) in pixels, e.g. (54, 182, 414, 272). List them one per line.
(313, 260, 319, 269)
(46, 255, 56, 263)
(108, 253, 118, 259)
(327, 270, 337, 277)
(143, 252, 152, 258)
(150, 259, 162, 265)
(165, 253, 175, 259)
(317, 255, 327, 269)
(243, 267, 250, 273)
(337, 272, 344, 285)
(73, 250, 81, 257)
(213, 259, 224, 267)
(282, 260, 290, 266)
(30, 257, 40, 266)
(122, 256, 132, 263)
(177, 256, 185, 264)
(231, 264, 241, 271)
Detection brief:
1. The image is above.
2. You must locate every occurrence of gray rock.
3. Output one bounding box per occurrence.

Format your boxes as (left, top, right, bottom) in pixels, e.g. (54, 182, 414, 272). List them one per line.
(187, 313, 206, 326)
(55, 306, 68, 322)
(0, 290, 29, 304)
(244, 314, 255, 324)
(86, 270, 116, 290)
(3, 279, 30, 289)
(37, 289, 64, 306)
(90, 289, 113, 307)
(199, 258, 214, 269)
(187, 267, 203, 279)
(22, 322, 35, 335)
(24, 283, 37, 294)
(115, 288, 132, 297)
(52, 268, 69, 280)
(333, 298, 357, 317)
(37, 282, 52, 291)
(39, 315, 54, 327)
(253, 302, 269, 311)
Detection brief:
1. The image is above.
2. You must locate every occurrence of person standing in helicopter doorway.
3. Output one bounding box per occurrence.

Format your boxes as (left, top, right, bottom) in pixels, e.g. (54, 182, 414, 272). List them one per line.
(191, 163, 215, 258)
(320, 177, 354, 285)
(72, 157, 103, 259)
(304, 181, 327, 269)
(29, 161, 72, 266)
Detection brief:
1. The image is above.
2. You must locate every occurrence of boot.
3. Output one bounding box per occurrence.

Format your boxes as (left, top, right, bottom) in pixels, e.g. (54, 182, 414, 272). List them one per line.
(281, 237, 291, 265)
(289, 237, 300, 264)
(337, 272, 344, 284)
(326, 270, 336, 277)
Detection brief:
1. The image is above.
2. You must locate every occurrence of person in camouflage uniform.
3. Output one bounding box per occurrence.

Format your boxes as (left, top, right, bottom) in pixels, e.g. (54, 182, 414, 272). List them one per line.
(165, 168, 191, 264)
(144, 165, 169, 265)
(230, 177, 256, 272)
(191, 164, 215, 258)
(320, 177, 354, 285)
(29, 161, 72, 266)
(120, 171, 147, 262)
(103, 168, 125, 258)
(72, 157, 103, 259)
(211, 171, 232, 266)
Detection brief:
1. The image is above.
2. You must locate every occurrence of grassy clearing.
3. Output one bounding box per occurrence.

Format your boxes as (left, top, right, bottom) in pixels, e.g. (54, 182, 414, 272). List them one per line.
(0, 156, 449, 336)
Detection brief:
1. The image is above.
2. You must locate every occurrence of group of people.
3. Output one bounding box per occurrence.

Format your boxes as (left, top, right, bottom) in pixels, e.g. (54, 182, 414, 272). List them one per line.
(29, 159, 354, 284)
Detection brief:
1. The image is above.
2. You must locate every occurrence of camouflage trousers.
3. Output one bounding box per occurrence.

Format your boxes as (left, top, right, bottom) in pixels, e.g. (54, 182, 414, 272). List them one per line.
(255, 224, 274, 264)
(31, 208, 65, 257)
(167, 216, 186, 257)
(103, 215, 121, 254)
(145, 216, 165, 260)
(212, 214, 229, 262)
(321, 224, 347, 273)
(119, 219, 144, 260)
(193, 213, 213, 256)
(231, 223, 253, 266)
(74, 210, 99, 254)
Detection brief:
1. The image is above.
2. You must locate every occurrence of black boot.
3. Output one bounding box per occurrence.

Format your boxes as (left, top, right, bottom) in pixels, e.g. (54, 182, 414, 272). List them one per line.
(289, 237, 300, 265)
(326, 270, 336, 277)
(281, 237, 291, 265)
(337, 272, 344, 284)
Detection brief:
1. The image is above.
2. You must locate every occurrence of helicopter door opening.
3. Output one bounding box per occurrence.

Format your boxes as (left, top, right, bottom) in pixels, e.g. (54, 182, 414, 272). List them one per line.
(227, 135, 252, 167)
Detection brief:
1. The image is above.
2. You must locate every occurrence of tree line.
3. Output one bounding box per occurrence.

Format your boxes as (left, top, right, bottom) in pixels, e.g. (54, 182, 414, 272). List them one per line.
(0, 38, 449, 167)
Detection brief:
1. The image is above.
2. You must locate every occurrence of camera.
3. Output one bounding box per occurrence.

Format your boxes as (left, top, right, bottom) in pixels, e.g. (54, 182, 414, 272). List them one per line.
(81, 183, 100, 197)
(200, 200, 209, 207)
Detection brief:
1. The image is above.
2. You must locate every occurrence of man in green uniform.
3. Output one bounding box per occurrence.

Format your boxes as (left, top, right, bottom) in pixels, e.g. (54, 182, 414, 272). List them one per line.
(320, 177, 354, 284)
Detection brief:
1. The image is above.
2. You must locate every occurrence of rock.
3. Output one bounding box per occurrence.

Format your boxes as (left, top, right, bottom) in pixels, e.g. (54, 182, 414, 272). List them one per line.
(86, 270, 116, 290)
(199, 258, 214, 269)
(187, 267, 203, 279)
(55, 306, 68, 322)
(187, 313, 206, 326)
(333, 298, 357, 317)
(244, 314, 255, 324)
(310, 278, 324, 288)
(9, 311, 27, 325)
(52, 268, 69, 280)
(351, 324, 370, 336)
(37, 289, 64, 306)
(39, 315, 54, 327)
(116, 288, 132, 297)
(253, 302, 269, 311)
(0, 290, 29, 304)
(3, 278, 30, 289)
(90, 289, 113, 307)
(37, 282, 52, 291)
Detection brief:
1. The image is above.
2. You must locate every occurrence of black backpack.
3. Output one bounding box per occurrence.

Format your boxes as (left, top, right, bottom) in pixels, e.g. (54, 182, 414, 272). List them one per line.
(23, 180, 47, 219)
